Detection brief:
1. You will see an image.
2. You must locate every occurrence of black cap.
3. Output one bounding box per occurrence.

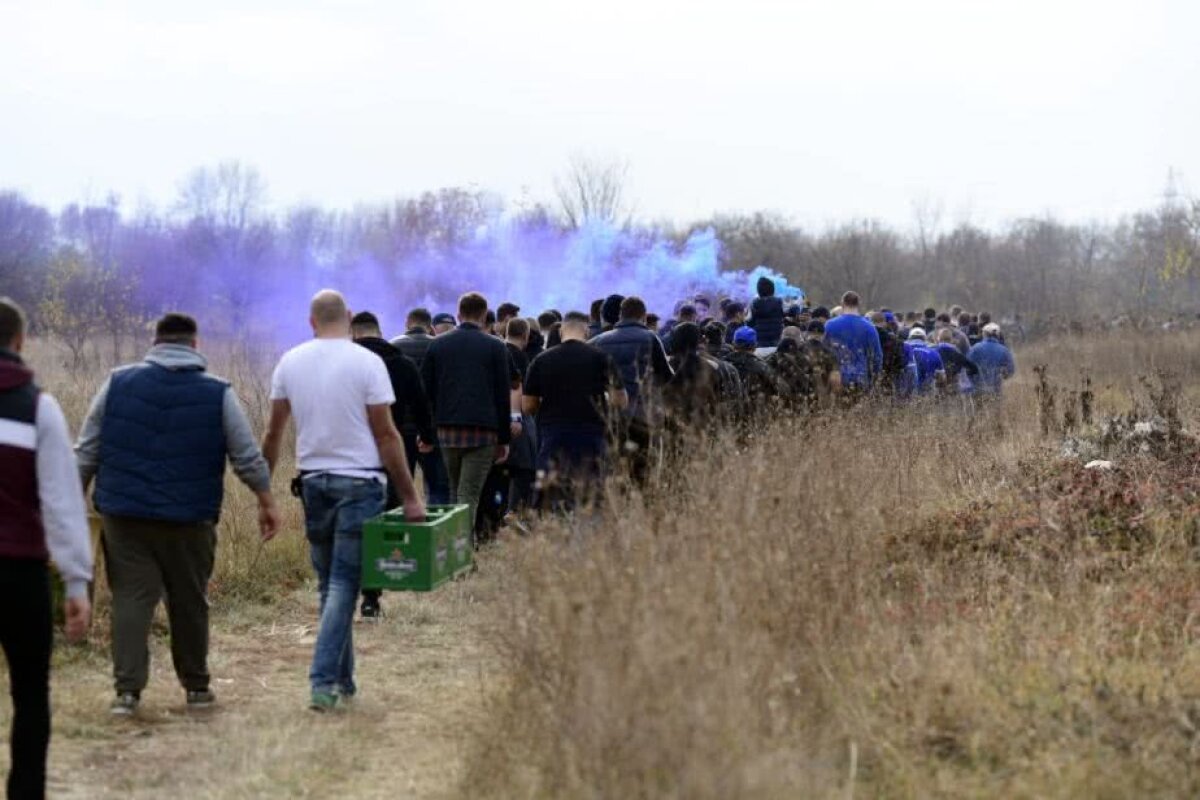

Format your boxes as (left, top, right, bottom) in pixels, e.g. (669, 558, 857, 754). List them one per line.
(432, 313, 456, 326)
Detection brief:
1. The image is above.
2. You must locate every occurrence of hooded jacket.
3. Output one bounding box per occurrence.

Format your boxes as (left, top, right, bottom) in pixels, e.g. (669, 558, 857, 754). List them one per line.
(355, 337, 435, 443)
(0, 349, 93, 597)
(749, 278, 786, 348)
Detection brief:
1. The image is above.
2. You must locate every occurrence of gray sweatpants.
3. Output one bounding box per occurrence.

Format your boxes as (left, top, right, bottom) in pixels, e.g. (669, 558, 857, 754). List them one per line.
(102, 515, 216, 695)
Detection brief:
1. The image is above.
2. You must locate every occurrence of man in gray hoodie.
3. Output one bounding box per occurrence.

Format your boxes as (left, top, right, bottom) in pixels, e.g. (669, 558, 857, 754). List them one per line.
(76, 313, 280, 716)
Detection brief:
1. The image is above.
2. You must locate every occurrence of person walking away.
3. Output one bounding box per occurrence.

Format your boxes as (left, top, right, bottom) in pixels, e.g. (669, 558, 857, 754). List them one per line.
(502, 318, 537, 515)
(869, 311, 910, 399)
(431, 313, 457, 336)
(390, 308, 451, 508)
(726, 326, 783, 413)
(934, 328, 980, 396)
(591, 296, 674, 482)
(766, 328, 817, 413)
(968, 323, 1016, 397)
(905, 328, 946, 396)
(262, 291, 425, 712)
(823, 291, 883, 398)
(0, 298, 92, 800)
(420, 292, 511, 541)
(76, 313, 279, 717)
(523, 312, 627, 511)
(351, 311, 436, 619)
(701, 321, 745, 423)
(749, 276, 785, 348)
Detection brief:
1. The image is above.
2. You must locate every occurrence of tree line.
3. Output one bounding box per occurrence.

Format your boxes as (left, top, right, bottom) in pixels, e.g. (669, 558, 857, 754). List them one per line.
(2, 160, 1197, 363)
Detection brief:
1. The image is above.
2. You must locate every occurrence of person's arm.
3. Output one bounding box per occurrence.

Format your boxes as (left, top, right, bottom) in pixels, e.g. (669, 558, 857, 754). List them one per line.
(222, 389, 280, 542)
(522, 357, 542, 417)
(420, 348, 437, 414)
(261, 399, 291, 476)
(74, 375, 111, 490)
(38, 394, 92, 641)
(650, 335, 674, 381)
(959, 350, 980, 377)
(368, 403, 425, 521)
(494, 343, 512, 452)
(1003, 350, 1016, 380)
(401, 358, 437, 449)
(606, 356, 629, 411)
(869, 324, 883, 376)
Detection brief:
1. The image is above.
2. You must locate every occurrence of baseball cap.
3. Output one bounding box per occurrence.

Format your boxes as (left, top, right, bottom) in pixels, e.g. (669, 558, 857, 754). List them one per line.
(432, 312, 457, 326)
(983, 322, 1001, 336)
(908, 327, 927, 340)
(733, 326, 758, 347)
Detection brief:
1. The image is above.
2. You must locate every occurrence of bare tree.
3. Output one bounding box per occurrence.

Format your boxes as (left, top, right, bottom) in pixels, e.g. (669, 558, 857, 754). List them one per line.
(554, 154, 632, 230)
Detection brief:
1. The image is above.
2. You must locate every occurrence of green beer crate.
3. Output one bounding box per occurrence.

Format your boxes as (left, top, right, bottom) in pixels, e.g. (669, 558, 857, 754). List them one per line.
(361, 504, 473, 592)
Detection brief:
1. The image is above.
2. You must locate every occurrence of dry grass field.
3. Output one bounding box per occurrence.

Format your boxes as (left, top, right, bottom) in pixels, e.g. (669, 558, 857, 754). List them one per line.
(4, 329, 1200, 798)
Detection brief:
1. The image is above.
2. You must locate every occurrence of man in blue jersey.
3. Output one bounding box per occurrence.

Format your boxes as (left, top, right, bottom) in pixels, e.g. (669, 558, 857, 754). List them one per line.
(823, 291, 883, 395)
(968, 323, 1016, 396)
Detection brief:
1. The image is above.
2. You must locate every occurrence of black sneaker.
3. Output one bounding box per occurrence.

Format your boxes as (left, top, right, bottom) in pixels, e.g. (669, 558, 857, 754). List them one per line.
(110, 692, 140, 717)
(186, 689, 216, 709)
(360, 596, 381, 618)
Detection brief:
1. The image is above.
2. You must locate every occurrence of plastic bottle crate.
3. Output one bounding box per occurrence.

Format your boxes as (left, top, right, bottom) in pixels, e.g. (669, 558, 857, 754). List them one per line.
(361, 504, 473, 592)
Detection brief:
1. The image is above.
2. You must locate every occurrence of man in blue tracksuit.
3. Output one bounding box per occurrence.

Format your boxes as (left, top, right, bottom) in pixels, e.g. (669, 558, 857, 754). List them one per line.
(905, 328, 945, 395)
(823, 291, 883, 394)
(968, 323, 1016, 396)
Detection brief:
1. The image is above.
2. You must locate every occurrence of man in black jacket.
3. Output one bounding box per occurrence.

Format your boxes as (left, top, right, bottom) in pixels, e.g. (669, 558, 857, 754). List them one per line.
(749, 276, 785, 348)
(352, 312, 436, 617)
(389, 308, 450, 508)
(421, 293, 512, 540)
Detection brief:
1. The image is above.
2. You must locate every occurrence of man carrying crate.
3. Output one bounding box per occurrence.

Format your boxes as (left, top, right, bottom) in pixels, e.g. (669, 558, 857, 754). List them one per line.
(263, 290, 426, 712)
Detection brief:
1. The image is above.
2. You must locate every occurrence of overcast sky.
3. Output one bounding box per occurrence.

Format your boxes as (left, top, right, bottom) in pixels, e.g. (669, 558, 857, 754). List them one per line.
(1, 0, 1196, 229)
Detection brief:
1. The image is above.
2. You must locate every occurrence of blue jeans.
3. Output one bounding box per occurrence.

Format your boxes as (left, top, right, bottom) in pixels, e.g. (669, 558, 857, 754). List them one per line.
(302, 474, 385, 695)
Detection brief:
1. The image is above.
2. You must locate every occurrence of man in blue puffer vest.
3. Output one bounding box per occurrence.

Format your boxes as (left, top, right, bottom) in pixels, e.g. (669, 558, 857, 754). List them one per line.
(76, 313, 281, 717)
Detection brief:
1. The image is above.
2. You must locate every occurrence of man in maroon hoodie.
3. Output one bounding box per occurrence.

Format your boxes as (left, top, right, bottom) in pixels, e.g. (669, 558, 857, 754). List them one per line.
(0, 297, 92, 800)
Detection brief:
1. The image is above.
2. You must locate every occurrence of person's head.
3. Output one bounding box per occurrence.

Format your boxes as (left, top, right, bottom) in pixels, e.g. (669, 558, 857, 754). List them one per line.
(458, 292, 489, 326)
(484, 309, 497, 333)
(806, 319, 826, 338)
(776, 337, 799, 354)
(350, 311, 382, 340)
(505, 317, 530, 345)
(310, 290, 350, 337)
(905, 311, 919, 324)
(950, 305, 963, 319)
(497, 302, 521, 325)
(958, 312, 972, 329)
(601, 294, 625, 327)
(830, 305, 843, 318)
(781, 326, 804, 346)
(923, 307, 937, 320)
(406, 307, 433, 333)
(589, 299, 604, 324)
(432, 313, 457, 335)
(678, 303, 698, 323)
(645, 313, 660, 330)
(545, 321, 563, 348)
(0, 297, 27, 353)
(908, 327, 927, 344)
(724, 301, 745, 324)
(701, 321, 725, 352)
(868, 311, 886, 327)
(733, 325, 758, 351)
(560, 311, 590, 342)
(756, 276, 776, 298)
(537, 310, 559, 331)
(936, 328, 955, 345)
(883, 311, 898, 330)
(812, 306, 831, 322)
(154, 312, 200, 348)
(619, 295, 648, 324)
(671, 321, 703, 355)
(982, 322, 1002, 340)
(936, 312, 951, 327)
(841, 291, 861, 311)
(979, 311, 993, 326)
(694, 296, 711, 319)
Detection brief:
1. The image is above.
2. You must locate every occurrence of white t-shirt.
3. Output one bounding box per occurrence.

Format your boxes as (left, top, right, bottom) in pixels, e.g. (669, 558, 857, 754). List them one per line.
(269, 338, 395, 480)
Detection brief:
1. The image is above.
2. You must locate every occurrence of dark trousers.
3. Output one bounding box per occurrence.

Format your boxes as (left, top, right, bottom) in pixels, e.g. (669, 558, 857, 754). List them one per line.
(536, 425, 608, 512)
(402, 433, 450, 506)
(102, 516, 216, 695)
(0, 559, 52, 800)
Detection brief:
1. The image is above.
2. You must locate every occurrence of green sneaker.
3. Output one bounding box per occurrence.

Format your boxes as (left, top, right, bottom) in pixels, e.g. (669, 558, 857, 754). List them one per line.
(309, 691, 338, 713)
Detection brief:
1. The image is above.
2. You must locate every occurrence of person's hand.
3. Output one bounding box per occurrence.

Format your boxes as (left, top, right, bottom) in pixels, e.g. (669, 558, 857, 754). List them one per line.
(65, 596, 91, 643)
(509, 420, 523, 440)
(403, 496, 427, 522)
(258, 499, 281, 542)
(495, 444, 510, 464)
(417, 437, 435, 454)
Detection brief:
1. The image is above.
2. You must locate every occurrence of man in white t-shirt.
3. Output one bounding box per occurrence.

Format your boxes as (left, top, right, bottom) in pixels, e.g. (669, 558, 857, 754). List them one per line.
(263, 289, 425, 712)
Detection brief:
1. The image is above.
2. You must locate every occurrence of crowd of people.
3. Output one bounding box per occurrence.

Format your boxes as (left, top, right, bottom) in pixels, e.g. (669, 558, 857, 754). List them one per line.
(0, 281, 1016, 797)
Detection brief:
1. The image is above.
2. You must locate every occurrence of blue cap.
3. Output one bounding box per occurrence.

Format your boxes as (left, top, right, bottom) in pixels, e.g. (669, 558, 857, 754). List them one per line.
(432, 313, 456, 326)
(733, 326, 758, 347)
(883, 311, 896, 324)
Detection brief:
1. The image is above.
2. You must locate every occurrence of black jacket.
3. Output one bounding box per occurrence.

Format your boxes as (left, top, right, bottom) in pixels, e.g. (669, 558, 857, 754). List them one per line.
(355, 337, 435, 443)
(749, 297, 785, 348)
(420, 323, 512, 444)
(390, 330, 435, 370)
(591, 321, 673, 421)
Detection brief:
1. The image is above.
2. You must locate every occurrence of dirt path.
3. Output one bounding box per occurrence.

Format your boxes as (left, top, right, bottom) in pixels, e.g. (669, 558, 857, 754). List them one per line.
(30, 579, 494, 800)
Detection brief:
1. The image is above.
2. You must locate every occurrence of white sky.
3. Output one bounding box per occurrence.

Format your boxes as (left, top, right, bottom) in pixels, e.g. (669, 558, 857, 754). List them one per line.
(1, 0, 1197, 229)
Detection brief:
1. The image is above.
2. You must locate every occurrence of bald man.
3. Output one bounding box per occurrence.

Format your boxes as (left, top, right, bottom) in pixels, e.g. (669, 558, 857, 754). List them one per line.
(263, 289, 425, 712)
